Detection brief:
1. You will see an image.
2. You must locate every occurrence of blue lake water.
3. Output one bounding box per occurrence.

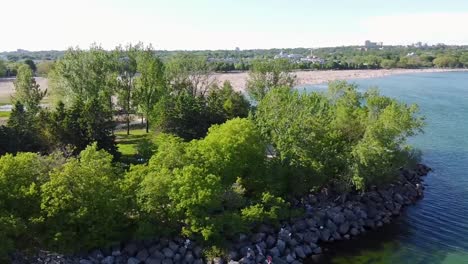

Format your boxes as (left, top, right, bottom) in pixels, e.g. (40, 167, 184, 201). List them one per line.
(302, 72, 468, 264)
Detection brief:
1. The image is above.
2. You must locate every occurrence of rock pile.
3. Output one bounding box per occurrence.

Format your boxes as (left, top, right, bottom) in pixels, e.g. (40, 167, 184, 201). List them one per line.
(13, 164, 431, 264)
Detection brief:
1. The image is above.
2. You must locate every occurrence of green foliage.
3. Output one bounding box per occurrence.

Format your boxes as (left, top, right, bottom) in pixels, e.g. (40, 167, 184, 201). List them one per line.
(188, 118, 265, 186)
(165, 53, 214, 96)
(49, 45, 116, 109)
(40, 144, 126, 252)
(247, 59, 297, 101)
(36, 61, 55, 77)
(169, 165, 225, 240)
(433, 55, 460, 68)
(255, 82, 424, 192)
(115, 43, 141, 135)
(0, 59, 7, 77)
(206, 81, 250, 122)
(204, 246, 228, 261)
(0, 153, 48, 258)
(459, 53, 468, 67)
(135, 46, 166, 133)
(24, 59, 37, 72)
(241, 192, 288, 225)
(124, 119, 285, 244)
(153, 91, 209, 140)
(14, 64, 46, 115)
(255, 86, 336, 194)
(45, 99, 118, 156)
(6, 101, 46, 153)
(152, 81, 250, 140)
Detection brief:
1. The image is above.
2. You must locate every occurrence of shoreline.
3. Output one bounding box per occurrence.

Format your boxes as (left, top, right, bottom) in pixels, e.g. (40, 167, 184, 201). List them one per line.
(15, 164, 431, 264)
(215, 68, 468, 91)
(0, 69, 466, 102)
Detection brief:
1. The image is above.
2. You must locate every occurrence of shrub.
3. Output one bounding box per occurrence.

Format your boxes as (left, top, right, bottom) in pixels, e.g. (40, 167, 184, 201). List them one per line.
(40, 144, 127, 252)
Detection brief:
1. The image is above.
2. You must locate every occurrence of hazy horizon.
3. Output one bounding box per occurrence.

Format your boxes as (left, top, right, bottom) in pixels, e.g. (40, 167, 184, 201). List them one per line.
(2, 0, 468, 52)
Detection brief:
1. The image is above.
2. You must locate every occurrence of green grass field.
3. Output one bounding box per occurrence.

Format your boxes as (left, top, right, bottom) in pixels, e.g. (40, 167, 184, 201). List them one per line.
(115, 128, 150, 164)
(0, 112, 10, 118)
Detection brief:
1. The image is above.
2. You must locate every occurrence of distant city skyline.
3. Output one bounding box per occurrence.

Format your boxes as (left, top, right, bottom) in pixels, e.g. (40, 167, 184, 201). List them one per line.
(2, 0, 468, 51)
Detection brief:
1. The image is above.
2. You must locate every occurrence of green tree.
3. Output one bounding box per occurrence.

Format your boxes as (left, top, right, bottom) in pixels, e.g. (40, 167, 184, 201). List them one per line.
(0, 59, 6, 77)
(14, 64, 46, 115)
(206, 81, 250, 124)
(459, 53, 468, 68)
(7, 101, 46, 153)
(40, 144, 126, 252)
(0, 153, 48, 259)
(433, 55, 459, 68)
(44, 99, 118, 157)
(36, 61, 55, 77)
(49, 45, 117, 110)
(152, 91, 209, 140)
(135, 46, 166, 133)
(380, 59, 397, 69)
(165, 53, 215, 96)
(115, 44, 141, 135)
(246, 59, 297, 101)
(24, 59, 37, 72)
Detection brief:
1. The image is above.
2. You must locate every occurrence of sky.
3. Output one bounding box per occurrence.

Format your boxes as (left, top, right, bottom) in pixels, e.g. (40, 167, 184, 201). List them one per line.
(2, 0, 468, 51)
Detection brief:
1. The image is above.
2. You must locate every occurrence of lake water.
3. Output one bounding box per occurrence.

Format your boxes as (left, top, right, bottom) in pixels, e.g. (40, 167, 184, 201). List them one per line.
(302, 72, 468, 264)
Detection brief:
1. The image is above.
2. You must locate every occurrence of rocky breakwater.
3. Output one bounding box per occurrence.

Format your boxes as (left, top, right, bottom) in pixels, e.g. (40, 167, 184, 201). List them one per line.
(15, 164, 431, 264)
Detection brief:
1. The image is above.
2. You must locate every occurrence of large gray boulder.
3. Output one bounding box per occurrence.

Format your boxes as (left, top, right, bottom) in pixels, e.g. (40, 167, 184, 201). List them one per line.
(162, 248, 174, 259)
(184, 252, 195, 263)
(268, 247, 280, 257)
(320, 229, 330, 242)
(339, 222, 350, 235)
(145, 258, 162, 264)
(136, 249, 149, 262)
(101, 256, 115, 264)
(127, 257, 140, 264)
(276, 239, 286, 253)
(162, 259, 173, 264)
(294, 246, 306, 259)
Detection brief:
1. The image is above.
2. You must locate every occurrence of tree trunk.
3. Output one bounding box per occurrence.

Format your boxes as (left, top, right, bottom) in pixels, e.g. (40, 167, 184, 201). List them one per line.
(146, 118, 149, 133)
(126, 112, 130, 135)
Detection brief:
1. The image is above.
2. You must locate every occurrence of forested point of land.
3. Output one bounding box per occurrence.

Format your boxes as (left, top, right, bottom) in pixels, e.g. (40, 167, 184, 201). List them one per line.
(0, 44, 424, 261)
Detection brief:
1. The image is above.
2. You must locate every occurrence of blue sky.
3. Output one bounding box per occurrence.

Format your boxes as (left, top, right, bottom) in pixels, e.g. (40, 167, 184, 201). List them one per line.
(2, 0, 468, 51)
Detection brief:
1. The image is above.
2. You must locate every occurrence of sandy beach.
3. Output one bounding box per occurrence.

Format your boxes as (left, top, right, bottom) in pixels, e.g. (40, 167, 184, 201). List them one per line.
(0, 69, 466, 103)
(0, 77, 49, 104)
(216, 68, 468, 91)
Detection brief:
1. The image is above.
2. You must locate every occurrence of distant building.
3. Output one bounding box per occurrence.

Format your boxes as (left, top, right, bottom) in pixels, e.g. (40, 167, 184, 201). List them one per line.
(364, 40, 383, 49)
(274, 51, 303, 61)
(301, 55, 324, 64)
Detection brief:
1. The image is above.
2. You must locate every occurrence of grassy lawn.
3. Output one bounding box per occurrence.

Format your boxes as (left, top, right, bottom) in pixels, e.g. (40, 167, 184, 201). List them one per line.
(0, 111, 10, 118)
(115, 128, 150, 164)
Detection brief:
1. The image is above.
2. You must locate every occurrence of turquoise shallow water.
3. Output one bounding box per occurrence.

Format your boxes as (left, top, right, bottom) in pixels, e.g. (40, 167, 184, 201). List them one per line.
(303, 72, 468, 264)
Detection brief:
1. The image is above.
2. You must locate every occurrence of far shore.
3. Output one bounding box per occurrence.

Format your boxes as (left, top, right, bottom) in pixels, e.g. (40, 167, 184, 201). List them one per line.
(216, 68, 468, 91)
(1, 69, 467, 102)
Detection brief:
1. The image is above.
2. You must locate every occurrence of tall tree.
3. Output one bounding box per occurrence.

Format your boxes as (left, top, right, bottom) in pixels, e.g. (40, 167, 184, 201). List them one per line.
(115, 44, 141, 135)
(13, 64, 46, 115)
(135, 46, 166, 133)
(246, 59, 296, 101)
(49, 45, 116, 110)
(165, 53, 215, 96)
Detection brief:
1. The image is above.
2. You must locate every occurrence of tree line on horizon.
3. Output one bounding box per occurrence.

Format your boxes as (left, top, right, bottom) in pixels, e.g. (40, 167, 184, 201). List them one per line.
(0, 44, 424, 260)
(2, 44, 468, 77)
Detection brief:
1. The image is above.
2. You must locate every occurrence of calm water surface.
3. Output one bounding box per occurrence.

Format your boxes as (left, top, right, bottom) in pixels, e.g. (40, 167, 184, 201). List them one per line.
(303, 72, 468, 264)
